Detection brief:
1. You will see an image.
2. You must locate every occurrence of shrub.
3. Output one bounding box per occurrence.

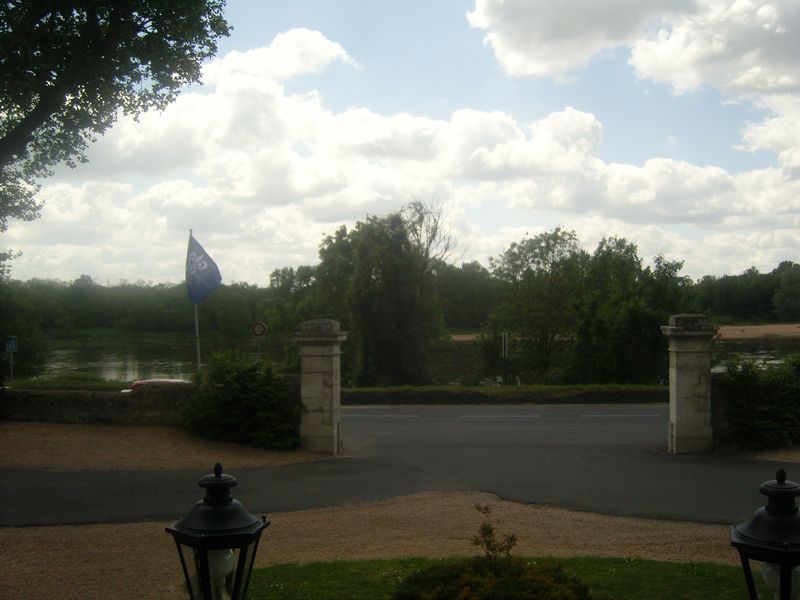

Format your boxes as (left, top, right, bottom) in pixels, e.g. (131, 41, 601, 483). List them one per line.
(183, 350, 300, 449)
(392, 505, 592, 600)
(721, 355, 800, 449)
(391, 558, 592, 600)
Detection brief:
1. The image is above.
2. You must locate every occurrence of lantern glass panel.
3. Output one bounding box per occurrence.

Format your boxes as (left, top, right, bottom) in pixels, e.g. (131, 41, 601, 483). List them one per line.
(234, 540, 260, 599)
(174, 542, 205, 599)
(208, 548, 235, 592)
(761, 562, 800, 599)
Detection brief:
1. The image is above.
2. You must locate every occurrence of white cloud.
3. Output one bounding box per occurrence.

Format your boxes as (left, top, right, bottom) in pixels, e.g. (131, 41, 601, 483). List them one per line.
(7, 21, 800, 284)
(202, 28, 357, 85)
(629, 0, 800, 96)
(467, 0, 692, 77)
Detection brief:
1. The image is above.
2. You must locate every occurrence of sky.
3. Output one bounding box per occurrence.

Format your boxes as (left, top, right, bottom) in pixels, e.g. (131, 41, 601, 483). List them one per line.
(5, 0, 800, 284)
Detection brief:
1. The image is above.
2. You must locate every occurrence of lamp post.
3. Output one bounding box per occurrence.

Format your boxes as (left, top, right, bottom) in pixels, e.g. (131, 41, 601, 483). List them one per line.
(731, 469, 800, 600)
(166, 463, 269, 599)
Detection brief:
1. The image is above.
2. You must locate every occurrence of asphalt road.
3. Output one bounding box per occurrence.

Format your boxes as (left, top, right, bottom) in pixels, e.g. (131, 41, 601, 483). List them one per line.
(1, 403, 788, 527)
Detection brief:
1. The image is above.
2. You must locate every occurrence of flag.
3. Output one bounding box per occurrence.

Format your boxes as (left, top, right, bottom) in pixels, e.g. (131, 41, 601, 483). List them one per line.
(186, 232, 222, 304)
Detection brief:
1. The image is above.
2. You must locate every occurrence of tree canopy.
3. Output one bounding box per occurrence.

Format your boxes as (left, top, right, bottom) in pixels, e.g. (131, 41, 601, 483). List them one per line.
(0, 0, 230, 236)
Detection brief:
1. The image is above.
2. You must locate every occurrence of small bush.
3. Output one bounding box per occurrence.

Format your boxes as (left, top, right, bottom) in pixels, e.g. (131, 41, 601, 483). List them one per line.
(391, 558, 592, 600)
(722, 355, 800, 449)
(392, 505, 592, 600)
(183, 350, 300, 449)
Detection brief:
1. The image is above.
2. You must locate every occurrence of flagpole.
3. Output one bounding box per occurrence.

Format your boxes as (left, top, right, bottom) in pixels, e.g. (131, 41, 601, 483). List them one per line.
(187, 228, 220, 374)
(194, 303, 202, 371)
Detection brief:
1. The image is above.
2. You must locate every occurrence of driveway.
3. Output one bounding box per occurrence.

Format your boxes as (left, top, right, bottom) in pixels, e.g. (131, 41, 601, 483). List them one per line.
(2, 403, 786, 526)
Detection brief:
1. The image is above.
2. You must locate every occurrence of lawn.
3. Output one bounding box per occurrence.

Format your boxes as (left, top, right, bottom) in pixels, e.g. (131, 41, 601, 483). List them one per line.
(249, 556, 768, 599)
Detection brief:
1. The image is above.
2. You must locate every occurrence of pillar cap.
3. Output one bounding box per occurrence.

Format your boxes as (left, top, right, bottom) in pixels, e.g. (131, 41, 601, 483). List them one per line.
(294, 319, 348, 344)
(661, 313, 718, 338)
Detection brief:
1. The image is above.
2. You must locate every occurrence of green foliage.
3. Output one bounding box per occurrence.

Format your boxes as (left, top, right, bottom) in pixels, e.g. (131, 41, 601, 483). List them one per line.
(342, 383, 666, 405)
(437, 261, 495, 331)
(471, 504, 517, 561)
(489, 232, 687, 385)
(0, 1, 229, 237)
(0, 279, 48, 380)
(720, 355, 800, 449)
(183, 350, 300, 449)
(569, 241, 684, 385)
(690, 265, 784, 322)
(249, 556, 766, 600)
(489, 228, 588, 379)
(391, 504, 590, 600)
(774, 263, 800, 321)
(347, 211, 443, 385)
(391, 558, 591, 600)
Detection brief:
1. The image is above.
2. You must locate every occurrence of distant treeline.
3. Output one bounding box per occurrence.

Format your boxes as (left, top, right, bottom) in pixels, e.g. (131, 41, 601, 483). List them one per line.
(2, 203, 799, 385)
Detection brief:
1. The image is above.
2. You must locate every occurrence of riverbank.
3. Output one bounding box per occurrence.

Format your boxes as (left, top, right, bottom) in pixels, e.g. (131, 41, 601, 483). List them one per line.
(717, 323, 800, 339)
(451, 323, 800, 342)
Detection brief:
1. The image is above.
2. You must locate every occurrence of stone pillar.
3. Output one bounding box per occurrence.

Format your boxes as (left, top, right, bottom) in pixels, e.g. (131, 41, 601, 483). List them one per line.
(294, 319, 348, 454)
(661, 314, 718, 454)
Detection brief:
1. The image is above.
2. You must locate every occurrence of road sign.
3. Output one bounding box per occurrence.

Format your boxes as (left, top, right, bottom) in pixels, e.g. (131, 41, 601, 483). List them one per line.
(5, 335, 17, 352)
(251, 321, 268, 337)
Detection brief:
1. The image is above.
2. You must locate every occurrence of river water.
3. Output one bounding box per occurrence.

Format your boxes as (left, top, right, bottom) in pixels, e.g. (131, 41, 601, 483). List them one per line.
(33, 335, 800, 383)
(37, 336, 288, 382)
(712, 337, 800, 371)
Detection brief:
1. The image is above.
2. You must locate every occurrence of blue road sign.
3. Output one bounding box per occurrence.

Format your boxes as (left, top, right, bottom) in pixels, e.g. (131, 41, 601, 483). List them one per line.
(5, 335, 17, 352)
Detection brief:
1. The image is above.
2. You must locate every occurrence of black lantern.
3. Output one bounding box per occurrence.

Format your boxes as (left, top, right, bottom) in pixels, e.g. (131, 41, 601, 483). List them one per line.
(166, 463, 269, 599)
(731, 469, 800, 600)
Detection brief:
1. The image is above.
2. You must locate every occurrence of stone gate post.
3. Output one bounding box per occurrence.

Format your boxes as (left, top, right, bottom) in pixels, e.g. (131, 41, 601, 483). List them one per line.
(294, 319, 348, 454)
(661, 314, 718, 454)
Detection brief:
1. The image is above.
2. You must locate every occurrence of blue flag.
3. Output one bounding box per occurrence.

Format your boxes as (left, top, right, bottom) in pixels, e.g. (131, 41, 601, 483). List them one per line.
(186, 232, 222, 304)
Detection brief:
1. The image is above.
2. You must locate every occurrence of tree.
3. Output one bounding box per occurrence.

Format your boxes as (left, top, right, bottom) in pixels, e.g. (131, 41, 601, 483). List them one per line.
(347, 211, 443, 385)
(400, 200, 456, 274)
(572, 241, 688, 384)
(774, 263, 800, 321)
(437, 261, 495, 330)
(489, 228, 588, 379)
(0, 1, 229, 253)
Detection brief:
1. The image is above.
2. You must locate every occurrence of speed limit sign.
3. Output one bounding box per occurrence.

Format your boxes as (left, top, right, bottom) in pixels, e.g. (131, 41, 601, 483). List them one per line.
(251, 321, 267, 337)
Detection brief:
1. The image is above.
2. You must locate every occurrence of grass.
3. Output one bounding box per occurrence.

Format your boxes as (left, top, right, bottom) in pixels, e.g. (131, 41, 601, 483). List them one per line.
(248, 556, 767, 600)
(346, 383, 666, 395)
(343, 383, 667, 406)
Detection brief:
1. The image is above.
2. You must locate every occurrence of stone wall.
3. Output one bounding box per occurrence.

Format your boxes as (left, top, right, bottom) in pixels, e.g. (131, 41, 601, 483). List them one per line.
(0, 385, 190, 425)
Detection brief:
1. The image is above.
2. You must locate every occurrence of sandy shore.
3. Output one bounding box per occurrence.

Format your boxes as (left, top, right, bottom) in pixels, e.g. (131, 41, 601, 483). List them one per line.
(452, 323, 800, 342)
(716, 323, 800, 339)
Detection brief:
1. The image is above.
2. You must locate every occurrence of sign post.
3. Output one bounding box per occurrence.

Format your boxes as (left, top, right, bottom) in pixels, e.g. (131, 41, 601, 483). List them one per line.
(5, 335, 17, 382)
(501, 332, 508, 385)
(252, 321, 267, 356)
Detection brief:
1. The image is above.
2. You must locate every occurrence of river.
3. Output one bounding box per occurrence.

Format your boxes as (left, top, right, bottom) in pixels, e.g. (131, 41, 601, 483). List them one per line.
(32, 333, 800, 383)
(37, 335, 288, 382)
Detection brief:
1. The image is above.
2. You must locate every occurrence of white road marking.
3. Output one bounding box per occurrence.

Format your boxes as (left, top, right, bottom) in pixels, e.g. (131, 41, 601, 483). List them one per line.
(458, 414, 540, 418)
(578, 414, 663, 418)
(346, 414, 421, 418)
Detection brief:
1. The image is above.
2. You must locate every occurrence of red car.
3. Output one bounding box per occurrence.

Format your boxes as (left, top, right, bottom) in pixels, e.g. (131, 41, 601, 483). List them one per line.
(121, 378, 191, 392)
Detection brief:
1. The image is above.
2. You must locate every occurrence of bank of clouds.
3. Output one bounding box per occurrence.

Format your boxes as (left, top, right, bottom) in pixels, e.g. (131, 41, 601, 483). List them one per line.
(6, 2, 800, 283)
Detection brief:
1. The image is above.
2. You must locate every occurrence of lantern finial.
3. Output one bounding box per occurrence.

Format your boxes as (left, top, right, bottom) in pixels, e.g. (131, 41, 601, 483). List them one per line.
(214, 462, 223, 477)
(778, 469, 787, 485)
